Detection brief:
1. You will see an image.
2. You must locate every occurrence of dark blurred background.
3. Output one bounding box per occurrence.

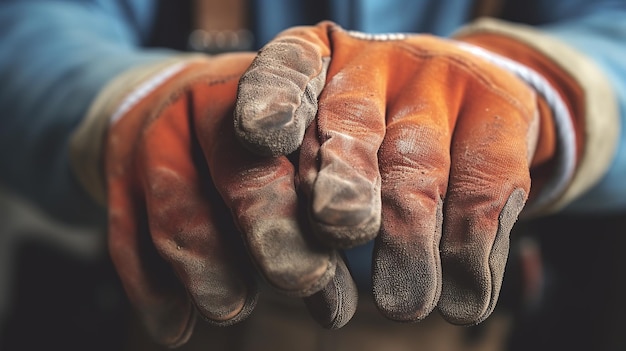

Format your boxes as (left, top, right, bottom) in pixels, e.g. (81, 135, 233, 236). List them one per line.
(2, 183, 626, 350)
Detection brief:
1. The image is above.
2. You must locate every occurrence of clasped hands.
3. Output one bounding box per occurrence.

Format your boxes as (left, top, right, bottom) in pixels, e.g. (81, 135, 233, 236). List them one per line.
(107, 21, 544, 347)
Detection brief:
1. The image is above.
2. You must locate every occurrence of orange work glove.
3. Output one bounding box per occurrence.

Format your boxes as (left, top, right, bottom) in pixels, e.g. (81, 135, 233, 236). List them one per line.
(235, 21, 584, 325)
(69, 52, 356, 347)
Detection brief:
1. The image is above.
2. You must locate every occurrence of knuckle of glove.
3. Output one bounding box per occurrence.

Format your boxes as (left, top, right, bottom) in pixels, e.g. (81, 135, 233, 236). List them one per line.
(235, 36, 328, 157)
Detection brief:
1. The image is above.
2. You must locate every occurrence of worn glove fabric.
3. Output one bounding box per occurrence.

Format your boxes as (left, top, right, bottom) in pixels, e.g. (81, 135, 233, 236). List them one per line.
(70, 52, 356, 347)
(235, 21, 581, 325)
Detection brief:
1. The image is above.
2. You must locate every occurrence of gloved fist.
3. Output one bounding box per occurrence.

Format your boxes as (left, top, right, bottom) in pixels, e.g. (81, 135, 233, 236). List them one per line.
(235, 22, 577, 325)
(75, 52, 357, 347)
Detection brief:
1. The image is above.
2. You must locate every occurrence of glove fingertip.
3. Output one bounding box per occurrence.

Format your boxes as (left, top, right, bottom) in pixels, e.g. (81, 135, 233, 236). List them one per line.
(303, 259, 358, 329)
(234, 82, 302, 157)
(310, 166, 382, 248)
(234, 40, 329, 157)
(139, 298, 198, 348)
(439, 189, 526, 325)
(372, 243, 441, 322)
(197, 285, 260, 327)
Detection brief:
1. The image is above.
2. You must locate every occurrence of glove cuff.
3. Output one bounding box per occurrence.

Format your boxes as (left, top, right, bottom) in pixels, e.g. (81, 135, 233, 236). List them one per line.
(68, 54, 208, 206)
(455, 18, 619, 215)
(453, 40, 575, 216)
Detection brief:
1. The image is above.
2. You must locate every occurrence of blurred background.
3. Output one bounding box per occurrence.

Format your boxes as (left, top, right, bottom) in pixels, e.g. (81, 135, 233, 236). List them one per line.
(2, 183, 626, 350)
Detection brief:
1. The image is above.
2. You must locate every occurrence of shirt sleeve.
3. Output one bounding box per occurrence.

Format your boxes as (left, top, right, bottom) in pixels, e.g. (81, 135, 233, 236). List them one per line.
(0, 0, 177, 225)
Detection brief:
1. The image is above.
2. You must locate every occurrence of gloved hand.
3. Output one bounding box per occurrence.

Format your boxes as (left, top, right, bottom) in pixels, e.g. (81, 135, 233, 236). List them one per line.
(235, 21, 582, 325)
(70, 52, 357, 347)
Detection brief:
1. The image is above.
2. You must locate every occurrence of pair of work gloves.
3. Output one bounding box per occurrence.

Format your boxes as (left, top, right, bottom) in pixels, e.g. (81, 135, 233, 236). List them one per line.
(70, 20, 592, 347)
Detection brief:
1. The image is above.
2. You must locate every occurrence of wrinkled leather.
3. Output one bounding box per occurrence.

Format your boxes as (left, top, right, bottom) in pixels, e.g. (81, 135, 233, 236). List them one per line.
(235, 22, 557, 325)
(105, 52, 355, 347)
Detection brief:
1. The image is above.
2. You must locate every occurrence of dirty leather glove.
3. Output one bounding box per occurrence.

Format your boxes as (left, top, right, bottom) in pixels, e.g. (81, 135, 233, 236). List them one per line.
(235, 21, 582, 325)
(69, 52, 356, 347)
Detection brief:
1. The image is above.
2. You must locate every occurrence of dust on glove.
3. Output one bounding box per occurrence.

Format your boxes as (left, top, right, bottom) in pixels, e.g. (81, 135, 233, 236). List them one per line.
(70, 52, 356, 347)
(235, 21, 583, 325)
